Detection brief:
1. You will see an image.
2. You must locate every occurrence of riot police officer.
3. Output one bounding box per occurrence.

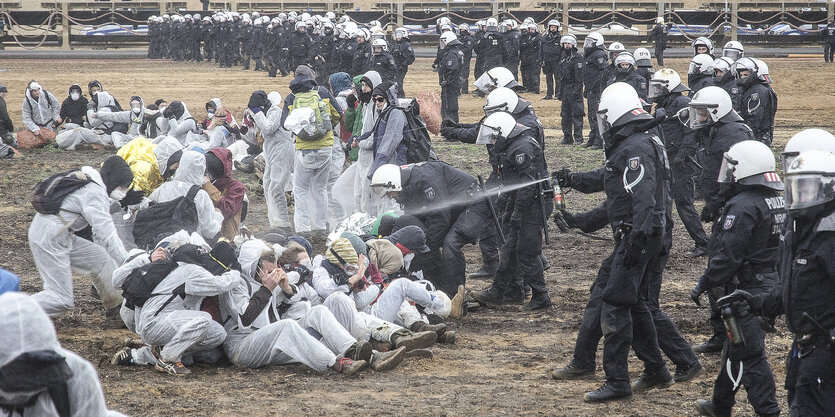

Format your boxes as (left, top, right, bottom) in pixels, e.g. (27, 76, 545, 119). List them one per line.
(710, 56, 737, 96)
(822, 18, 835, 62)
(352, 28, 372, 77)
(633, 48, 654, 84)
(649, 69, 709, 257)
(647, 17, 668, 65)
(477, 18, 505, 81)
(501, 20, 521, 80)
(289, 21, 314, 73)
(687, 54, 715, 96)
(583, 32, 607, 149)
(731, 57, 776, 145)
(557, 35, 585, 145)
(540, 20, 562, 100)
(370, 39, 397, 86)
(689, 140, 783, 417)
(438, 32, 464, 123)
(606, 53, 648, 101)
(240, 17, 254, 70)
(518, 23, 541, 94)
(391, 27, 415, 98)
(458, 24, 475, 95)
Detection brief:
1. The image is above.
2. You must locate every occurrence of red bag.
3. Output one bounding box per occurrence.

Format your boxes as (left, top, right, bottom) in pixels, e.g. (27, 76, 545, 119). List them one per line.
(17, 129, 54, 149)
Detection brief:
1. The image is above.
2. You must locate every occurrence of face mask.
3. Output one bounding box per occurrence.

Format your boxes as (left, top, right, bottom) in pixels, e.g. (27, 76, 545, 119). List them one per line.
(132, 106, 141, 113)
(110, 188, 127, 201)
(70, 92, 80, 101)
(300, 258, 313, 269)
(159, 106, 167, 113)
(207, 111, 215, 118)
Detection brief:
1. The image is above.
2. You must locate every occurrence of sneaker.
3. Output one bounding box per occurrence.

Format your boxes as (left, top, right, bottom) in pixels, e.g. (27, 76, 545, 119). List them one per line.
(150, 345, 191, 376)
(345, 340, 373, 363)
(410, 321, 447, 336)
(332, 358, 367, 376)
(404, 348, 434, 360)
(391, 330, 437, 351)
(583, 383, 632, 403)
(111, 347, 134, 366)
(448, 285, 465, 318)
(551, 363, 595, 380)
(438, 330, 456, 344)
(685, 246, 707, 258)
(369, 347, 406, 372)
(631, 367, 674, 393)
(674, 361, 703, 382)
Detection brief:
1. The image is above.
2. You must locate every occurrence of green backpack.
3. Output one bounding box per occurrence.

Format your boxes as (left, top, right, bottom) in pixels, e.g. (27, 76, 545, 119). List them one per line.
(291, 88, 333, 141)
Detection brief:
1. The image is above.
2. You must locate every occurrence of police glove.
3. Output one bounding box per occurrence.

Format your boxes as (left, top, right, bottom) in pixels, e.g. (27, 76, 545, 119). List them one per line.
(726, 289, 764, 316)
(689, 277, 707, 306)
(440, 126, 455, 140)
(441, 119, 459, 129)
(700, 199, 721, 223)
(553, 210, 573, 232)
(622, 232, 647, 269)
(551, 168, 573, 188)
(120, 187, 145, 209)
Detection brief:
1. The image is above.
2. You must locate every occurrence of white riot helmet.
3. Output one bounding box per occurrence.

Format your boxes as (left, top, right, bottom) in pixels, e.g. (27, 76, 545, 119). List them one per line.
(394, 27, 408, 40)
(722, 40, 744, 61)
(688, 53, 714, 75)
(648, 68, 689, 99)
(597, 83, 649, 137)
(295, 21, 306, 31)
(709, 56, 735, 78)
(476, 20, 486, 28)
(784, 150, 835, 218)
(370, 164, 402, 194)
(560, 35, 577, 47)
(732, 56, 759, 80)
(524, 16, 536, 24)
(484, 87, 523, 115)
(356, 28, 370, 41)
(718, 140, 783, 190)
(321, 21, 334, 33)
(193, 13, 201, 20)
(339, 15, 350, 24)
(692, 36, 714, 56)
(584, 32, 604, 48)
(371, 38, 388, 53)
(184, 14, 192, 20)
(688, 86, 733, 129)
(440, 24, 452, 33)
(370, 27, 385, 41)
(656, 17, 665, 24)
(614, 52, 636, 73)
(252, 11, 260, 18)
(634, 47, 652, 66)
(437, 16, 451, 27)
(300, 12, 311, 21)
(753, 59, 772, 84)
(476, 111, 517, 145)
(162, 14, 170, 20)
(230, 11, 239, 19)
(242, 17, 251, 25)
(459, 23, 470, 33)
(782, 129, 835, 169)
(607, 41, 625, 61)
(203, 16, 210, 23)
(326, 11, 336, 21)
(486, 17, 499, 31)
(547, 19, 560, 31)
(241, 13, 249, 20)
(439, 31, 458, 49)
(474, 66, 522, 93)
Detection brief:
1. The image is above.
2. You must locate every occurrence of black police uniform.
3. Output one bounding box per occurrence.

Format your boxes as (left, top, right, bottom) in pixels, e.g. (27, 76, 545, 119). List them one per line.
(502, 28, 521, 80)
(478, 29, 505, 74)
(822, 22, 835, 62)
(352, 40, 372, 78)
(240, 24, 254, 69)
(289, 30, 313, 73)
(519, 29, 541, 94)
(693, 185, 784, 417)
(472, 28, 487, 80)
(734, 77, 777, 146)
(647, 23, 668, 66)
(202, 21, 215, 62)
(699, 111, 753, 223)
(398, 161, 496, 297)
(655, 93, 709, 250)
(540, 30, 562, 99)
(391, 36, 415, 97)
(583, 46, 608, 148)
(371, 49, 398, 87)
(216, 21, 232, 68)
(439, 40, 464, 123)
(606, 67, 648, 101)
(558, 45, 585, 144)
(339, 38, 358, 76)
(313, 32, 335, 85)
(687, 72, 714, 97)
(458, 30, 475, 94)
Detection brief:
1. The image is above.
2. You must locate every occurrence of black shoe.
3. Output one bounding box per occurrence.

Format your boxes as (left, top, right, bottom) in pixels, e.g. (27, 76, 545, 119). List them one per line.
(541, 255, 551, 271)
(583, 139, 595, 148)
(574, 139, 585, 146)
(685, 246, 707, 258)
(469, 263, 497, 279)
(470, 286, 506, 306)
(560, 137, 573, 145)
(525, 295, 553, 311)
(695, 399, 729, 417)
(631, 367, 674, 393)
(551, 363, 595, 380)
(503, 290, 525, 305)
(583, 383, 632, 403)
(542, 96, 553, 100)
(674, 360, 703, 382)
(345, 340, 373, 363)
(693, 334, 725, 354)
(590, 143, 603, 150)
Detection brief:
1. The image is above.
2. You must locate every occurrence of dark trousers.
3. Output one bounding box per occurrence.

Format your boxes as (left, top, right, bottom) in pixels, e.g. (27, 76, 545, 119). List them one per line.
(242, 53, 251, 69)
(825, 41, 835, 62)
(478, 221, 499, 267)
(460, 57, 472, 94)
(520, 63, 540, 94)
(655, 45, 665, 66)
(543, 66, 559, 98)
(560, 93, 585, 143)
(587, 92, 602, 146)
(441, 84, 460, 123)
(786, 338, 835, 416)
(491, 220, 548, 299)
(433, 202, 495, 296)
(671, 162, 709, 248)
(505, 58, 519, 81)
(395, 70, 407, 98)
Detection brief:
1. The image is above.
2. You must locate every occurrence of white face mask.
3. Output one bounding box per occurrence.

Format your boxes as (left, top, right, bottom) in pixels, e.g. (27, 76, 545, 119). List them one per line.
(70, 92, 80, 101)
(132, 106, 141, 113)
(109, 188, 127, 201)
(300, 258, 313, 269)
(158, 106, 167, 113)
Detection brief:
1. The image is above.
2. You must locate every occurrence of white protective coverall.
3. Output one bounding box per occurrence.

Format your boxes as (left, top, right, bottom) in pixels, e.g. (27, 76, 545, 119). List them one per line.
(254, 91, 294, 229)
(28, 166, 127, 316)
(21, 85, 60, 133)
(164, 102, 202, 146)
(328, 89, 350, 226)
(0, 293, 127, 417)
(147, 150, 223, 241)
(217, 239, 358, 370)
(94, 97, 146, 149)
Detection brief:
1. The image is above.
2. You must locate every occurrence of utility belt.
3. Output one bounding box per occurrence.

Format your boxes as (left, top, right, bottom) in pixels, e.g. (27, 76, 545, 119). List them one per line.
(738, 263, 777, 288)
(795, 312, 835, 356)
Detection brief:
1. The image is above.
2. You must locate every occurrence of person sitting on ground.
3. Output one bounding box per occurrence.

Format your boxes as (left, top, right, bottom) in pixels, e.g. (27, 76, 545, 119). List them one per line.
(19, 80, 60, 147)
(58, 84, 88, 129)
(0, 84, 17, 148)
(95, 96, 150, 148)
(55, 89, 114, 150)
(161, 101, 201, 145)
(117, 136, 183, 193)
(203, 148, 246, 241)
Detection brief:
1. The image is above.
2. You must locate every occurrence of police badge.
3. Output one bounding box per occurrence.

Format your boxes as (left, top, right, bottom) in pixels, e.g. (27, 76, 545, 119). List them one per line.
(723, 214, 735, 230)
(516, 153, 526, 166)
(628, 157, 640, 170)
(424, 187, 435, 199)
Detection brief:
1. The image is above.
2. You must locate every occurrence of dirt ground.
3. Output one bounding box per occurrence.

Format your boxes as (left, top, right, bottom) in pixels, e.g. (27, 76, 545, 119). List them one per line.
(1, 56, 834, 416)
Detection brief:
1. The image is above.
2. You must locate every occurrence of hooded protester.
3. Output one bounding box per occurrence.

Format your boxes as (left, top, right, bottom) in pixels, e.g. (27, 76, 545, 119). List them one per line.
(87, 80, 122, 111)
(19, 81, 60, 147)
(0, 84, 16, 147)
(327, 72, 352, 226)
(0, 293, 128, 417)
(28, 156, 134, 316)
(204, 148, 246, 240)
(365, 81, 407, 179)
(55, 91, 118, 150)
(341, 70, 381, 215)
(95, 95, 148, 148)
(161, 100, 201, 145)
(280, 65, 344, 237)
(117, 136, 183, 192)
(59, 84, 88, 127)
(147, 150, 223, 241)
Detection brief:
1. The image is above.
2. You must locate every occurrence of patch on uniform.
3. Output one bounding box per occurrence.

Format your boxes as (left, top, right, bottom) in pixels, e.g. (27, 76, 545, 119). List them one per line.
(515, 153, 526, 166)
(731, 87, 739, 95)
(598, 57, 605, 64)
(640, 82, 647, 90)
(577, 63, 583, 68)
(424, 187, 435, 200)
(628, 157, 640, 170)
(723, 214, 736, 230)
(751, 92, 759, 101)
(447, 60, 453, 65)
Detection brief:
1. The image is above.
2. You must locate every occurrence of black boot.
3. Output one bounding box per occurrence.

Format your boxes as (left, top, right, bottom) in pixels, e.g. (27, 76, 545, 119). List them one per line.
(551, 362, 595, 380)
(693, 333, 725, 354)
(583, 383, 632, 403)
(525, 294, 553, 311)
(674, 360, 703, 382)
(470, 285, 506, 306)
(469, 262, 497, 279)
(695, 399, 731, 417)
(631, 367, 674, 393)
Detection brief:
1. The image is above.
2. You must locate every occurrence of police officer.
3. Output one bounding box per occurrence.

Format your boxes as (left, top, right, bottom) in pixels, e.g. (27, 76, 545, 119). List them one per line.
(472, 20, 487, 84)
(649, 69, 709, 257)
(469, 112, 553, 310)
(710, 56, 737, 96)
(734, 145, 835, 416)
(338, 26, 358, 76)
(689, 140, 783, 417)
(240, 17, 254, 70)
(216, 15, 232, 68)
(518, 23, 541, 95)
(687, 54, 715, 96)
(606, 53, 648, 101)
(501, 20, 521, 80)
(458, 24, 475, 95)
(202, 16, 215, 62)
(731, 57, 776, 145)
(692, 36, 715, 58)
(369, 162, 496, 299)
(370, 39, 397, 86)
(557, 35, 585, 145)
(289, 21, 314, 73)
(563, 82, 673, 402)
(583, 32, 607, 149)
(314, 21, 337, 84)
(438, 31, 464, 124)
(633, 48, 654, 84)
(822, 18, 835, 62)
(647, 17, 668, 66)
(352, 28, 372, 77)
(478, 19, 505, 83)
(540, 20, 562, 100)
(391, 27, 415, 98)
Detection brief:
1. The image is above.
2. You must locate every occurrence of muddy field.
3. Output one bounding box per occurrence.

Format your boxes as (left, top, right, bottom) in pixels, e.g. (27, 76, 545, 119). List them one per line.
(1, 56, 834, 416)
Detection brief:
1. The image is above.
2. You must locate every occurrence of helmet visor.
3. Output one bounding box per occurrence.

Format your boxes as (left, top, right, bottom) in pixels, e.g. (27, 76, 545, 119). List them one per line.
(785, 174, 835, 211)
(583, 37, 595, 48)
(688, 61, 702, 75)
(688, 104, 717, 129)
(717, 152, 738, 183)
(473, 72, 496, 94)
(647, 80, 669, 99)
(475, 117, 501, 145)
(723, 49, 742, 61)
(780, 151, 799, 174)
(596, 108, 611, 136)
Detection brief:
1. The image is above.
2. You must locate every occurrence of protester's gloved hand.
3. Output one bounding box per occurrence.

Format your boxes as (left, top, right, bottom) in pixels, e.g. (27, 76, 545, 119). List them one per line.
(120, 187, 145, 209)
(701, 199, 722, 223)
(623, 232, 647, 269)
(551, 168, 573, 188)
(346, 94, 357, 109)
(690, 277, 707, 306)
(249, 106, 263, 115)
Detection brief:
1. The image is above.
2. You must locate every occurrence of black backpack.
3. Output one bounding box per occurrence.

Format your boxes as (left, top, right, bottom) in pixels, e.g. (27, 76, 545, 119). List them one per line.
(132, 185, 201, 249)
(120, 260, 180, 310)
(400, 99, 437, 164)
(29, 170, 92, 215)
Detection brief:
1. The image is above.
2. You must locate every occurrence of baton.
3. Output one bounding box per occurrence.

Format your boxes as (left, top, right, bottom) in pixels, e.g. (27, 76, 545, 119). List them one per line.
(477, 175, 506, 245)
(537, 173, 551, 246)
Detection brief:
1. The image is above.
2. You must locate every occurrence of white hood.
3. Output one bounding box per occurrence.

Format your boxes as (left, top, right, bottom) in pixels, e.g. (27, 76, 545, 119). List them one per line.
(173, 150, 206, 186)
(153, 136, 183, 171)
(0, 293, 60, 367)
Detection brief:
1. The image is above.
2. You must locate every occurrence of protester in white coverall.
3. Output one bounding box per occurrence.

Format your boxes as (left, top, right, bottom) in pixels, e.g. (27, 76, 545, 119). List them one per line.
(249, 90, 294, 233)
(0, 293, 127, 417)
(147, 150, 223, 241)
(354, 70, 381, 213)
(28, 156, 133, 316)
(160, 101, 201, 145)
(94, 95, 148, 149)
(21, 81, 60, 135)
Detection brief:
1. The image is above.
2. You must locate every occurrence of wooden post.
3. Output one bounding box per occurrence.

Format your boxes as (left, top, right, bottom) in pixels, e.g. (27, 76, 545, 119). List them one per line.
(730, 0, 738, 41)
(561, 1, 569, 34)
(396, 1, 403, 27)
(61, 1, 70, 50)
(492, 1, 499, 18)
(829, 0, 834, 24)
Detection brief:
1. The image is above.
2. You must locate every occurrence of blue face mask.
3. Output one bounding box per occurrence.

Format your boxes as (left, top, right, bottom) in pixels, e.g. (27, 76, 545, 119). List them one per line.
(208, 111, 215, 118)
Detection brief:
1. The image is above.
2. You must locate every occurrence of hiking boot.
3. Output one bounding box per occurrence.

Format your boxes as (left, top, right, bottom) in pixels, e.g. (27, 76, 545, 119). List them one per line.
(685, 246, 707, 258)
(560, 137, 573, 145)
(345, 340, 373, 363)
(542, 96, 553, 100)
(410, 321, 447, 336)
(574, 138, 585, 146)
(470, 285, 506, 306)
(404, 348, 434, 359)
(631, 367, 674, 393)
(695, 399, 729, 417)
(123, 338, 145, 348)
(111, 347, 134, 366)
(369, 338, 392, 352)
(448, 285, 465, 318)
(551, 363, 595, 380)
(525, 295, 553, 311)
(583, 383, 632, 403)
(674, 361, 703, 382)
(150, 345, 191, 376)
(469, 263, 497, 279)
(332, 358, 367, 376)
(391, 330, 437, 351)
(369, 347, 406, 372)
(438, 330, 456, 344)
(693, 334, 726, 354)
